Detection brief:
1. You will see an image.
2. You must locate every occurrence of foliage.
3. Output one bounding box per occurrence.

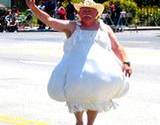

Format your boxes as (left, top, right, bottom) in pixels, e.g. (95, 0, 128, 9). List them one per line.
(137, 7, 160, 26)
(133, 0, 160, 7)
(71, 0, 83, 3)
(18, 9, 38, 27)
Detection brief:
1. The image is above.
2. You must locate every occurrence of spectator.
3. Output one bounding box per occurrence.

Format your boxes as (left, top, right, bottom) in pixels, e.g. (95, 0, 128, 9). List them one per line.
(115, 1, 122, 25)
(66, 0, 76, 20)
(56, 2, 66, 20)
(38, 0, 46, 29)
(109, 1, 116, 25)
(5, 9, 18, 32)
(44, 0, 55, 17)
(0, 9, 7, 32)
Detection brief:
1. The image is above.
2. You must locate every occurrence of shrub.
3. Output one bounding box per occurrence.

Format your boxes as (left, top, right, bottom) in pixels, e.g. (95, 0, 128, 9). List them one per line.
(137, 7, 160, 26)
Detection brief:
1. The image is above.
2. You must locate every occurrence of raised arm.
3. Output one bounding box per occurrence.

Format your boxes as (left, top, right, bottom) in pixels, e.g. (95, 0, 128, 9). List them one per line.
(25, 0, 75, 36)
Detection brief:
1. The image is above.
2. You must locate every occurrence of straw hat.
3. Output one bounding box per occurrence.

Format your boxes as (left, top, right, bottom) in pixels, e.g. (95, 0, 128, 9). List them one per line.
(74, 0, 104, 17)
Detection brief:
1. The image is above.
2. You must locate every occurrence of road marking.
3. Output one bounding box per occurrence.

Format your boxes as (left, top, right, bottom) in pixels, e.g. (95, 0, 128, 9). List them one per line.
(0, 115, 48, 125)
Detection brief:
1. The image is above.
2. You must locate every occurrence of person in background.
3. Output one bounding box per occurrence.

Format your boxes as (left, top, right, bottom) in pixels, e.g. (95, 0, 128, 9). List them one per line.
(0, 9, 7, 32)
(44, 0, 55, 17)
(5, 9, 18, 32)
(37, 0, 46, 29)
(109, 1, 116, 25)
(66, 0, 76, 20)
(25, 0, 132, 125)
(56, 1, 66, 20)
(115, 1, 122, 25)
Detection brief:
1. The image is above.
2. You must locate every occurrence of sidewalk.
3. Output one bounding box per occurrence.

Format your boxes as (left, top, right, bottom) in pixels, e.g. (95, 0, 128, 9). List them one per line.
(17, 26, 56, 32)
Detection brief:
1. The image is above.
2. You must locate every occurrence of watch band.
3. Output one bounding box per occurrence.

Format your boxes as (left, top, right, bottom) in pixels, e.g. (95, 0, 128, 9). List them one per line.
(123, 61, 131, 66)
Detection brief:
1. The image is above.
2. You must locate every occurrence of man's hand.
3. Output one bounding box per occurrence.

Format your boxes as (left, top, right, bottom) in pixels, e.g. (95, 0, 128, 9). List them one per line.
(25, 0, 35, 8)
(122, 63, 132, 77)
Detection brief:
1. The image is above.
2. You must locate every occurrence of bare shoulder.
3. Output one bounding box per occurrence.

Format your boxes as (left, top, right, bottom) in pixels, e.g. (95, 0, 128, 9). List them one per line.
(100, 22, 120, 45)
(68, 21, 77, 34)
(65, 21, 77, 38)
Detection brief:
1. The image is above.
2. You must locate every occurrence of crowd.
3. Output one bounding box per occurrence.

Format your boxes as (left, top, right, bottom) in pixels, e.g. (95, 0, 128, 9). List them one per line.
(0, 0, 77, 31)
(0, 7, 19, 32)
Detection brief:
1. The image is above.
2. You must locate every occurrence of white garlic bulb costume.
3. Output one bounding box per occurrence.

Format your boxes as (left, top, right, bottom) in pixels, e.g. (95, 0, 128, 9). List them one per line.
(48, 20, 129, 113)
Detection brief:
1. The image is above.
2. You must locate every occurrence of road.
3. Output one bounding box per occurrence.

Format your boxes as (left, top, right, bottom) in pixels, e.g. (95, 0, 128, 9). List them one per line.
(0, 31, 160, 125)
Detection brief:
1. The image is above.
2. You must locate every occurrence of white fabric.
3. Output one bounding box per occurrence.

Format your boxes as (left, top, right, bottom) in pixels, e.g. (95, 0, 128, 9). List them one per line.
(47, 20, 129, 113)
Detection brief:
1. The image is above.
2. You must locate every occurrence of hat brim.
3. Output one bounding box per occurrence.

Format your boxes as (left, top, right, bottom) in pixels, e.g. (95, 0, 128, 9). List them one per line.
(74, 3, 104, 16)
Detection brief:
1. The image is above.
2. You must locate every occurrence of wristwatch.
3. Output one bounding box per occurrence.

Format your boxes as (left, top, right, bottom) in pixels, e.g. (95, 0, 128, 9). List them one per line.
(123, 61, 131, 67)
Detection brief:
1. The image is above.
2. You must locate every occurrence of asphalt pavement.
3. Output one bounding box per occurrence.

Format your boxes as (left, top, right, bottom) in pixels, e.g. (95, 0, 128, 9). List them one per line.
(0, 31, 160, 125)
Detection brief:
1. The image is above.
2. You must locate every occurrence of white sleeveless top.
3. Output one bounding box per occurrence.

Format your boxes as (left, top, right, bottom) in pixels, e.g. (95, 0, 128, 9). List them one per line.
(47, 20, 129, 113)
(64, 20, 112, 53)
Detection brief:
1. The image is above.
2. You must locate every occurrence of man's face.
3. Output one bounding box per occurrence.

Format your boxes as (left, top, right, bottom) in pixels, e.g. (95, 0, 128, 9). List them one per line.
(79, 7, 98, 21)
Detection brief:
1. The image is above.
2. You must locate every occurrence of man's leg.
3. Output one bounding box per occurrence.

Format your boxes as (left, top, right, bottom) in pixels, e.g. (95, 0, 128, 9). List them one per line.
(87, 110, 98, 125)
(74, 111, 84, 125)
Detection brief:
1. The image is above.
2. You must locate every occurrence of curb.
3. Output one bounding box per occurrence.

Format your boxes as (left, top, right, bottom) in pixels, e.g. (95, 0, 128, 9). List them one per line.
(15, 26, 160, 32)
(17, 29, 56, 32)
(124, 26, 160, 31)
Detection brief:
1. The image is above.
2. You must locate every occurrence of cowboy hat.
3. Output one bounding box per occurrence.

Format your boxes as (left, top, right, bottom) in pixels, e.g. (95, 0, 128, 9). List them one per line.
(74, 0, 104, 17)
